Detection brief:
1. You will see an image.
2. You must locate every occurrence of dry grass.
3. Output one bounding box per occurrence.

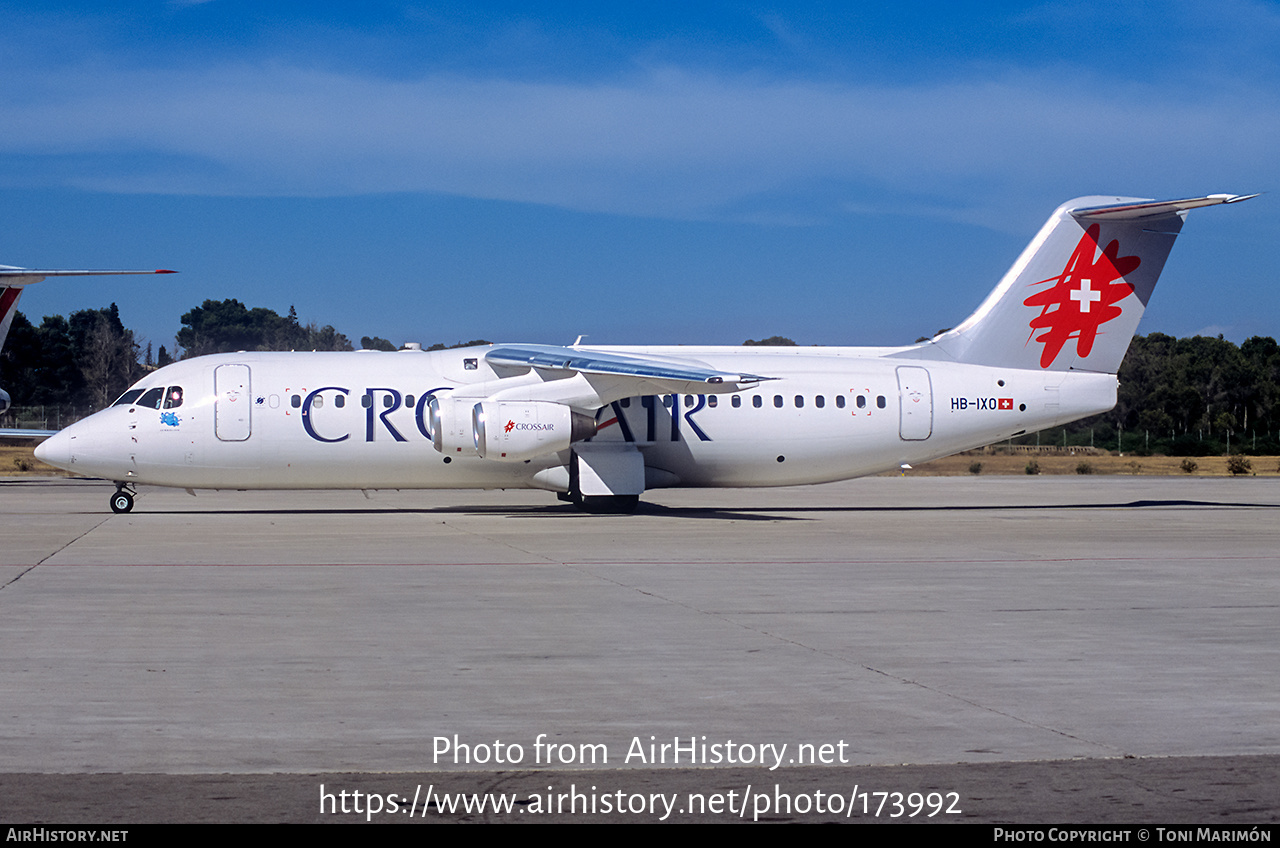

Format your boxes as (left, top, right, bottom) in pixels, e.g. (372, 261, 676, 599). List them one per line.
(0, 444, 74, 477)
(891, 452, 1280, 477)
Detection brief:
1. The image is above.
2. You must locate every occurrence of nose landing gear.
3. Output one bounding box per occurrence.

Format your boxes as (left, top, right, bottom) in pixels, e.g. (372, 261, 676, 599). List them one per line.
(110, 483, 136, 514)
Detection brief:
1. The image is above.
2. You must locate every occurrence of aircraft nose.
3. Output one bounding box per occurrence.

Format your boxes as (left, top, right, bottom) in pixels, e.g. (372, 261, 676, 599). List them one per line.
(33, 429, 69, 470)
(33, 412, 135, 479)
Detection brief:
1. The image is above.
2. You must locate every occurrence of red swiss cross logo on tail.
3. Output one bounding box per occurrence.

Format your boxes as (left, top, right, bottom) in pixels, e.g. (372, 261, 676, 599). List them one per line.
(1023, 223, 1140, 368)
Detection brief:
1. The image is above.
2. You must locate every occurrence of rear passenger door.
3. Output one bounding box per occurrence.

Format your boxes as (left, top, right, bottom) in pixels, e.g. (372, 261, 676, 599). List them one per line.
(896, 366, 933, 441)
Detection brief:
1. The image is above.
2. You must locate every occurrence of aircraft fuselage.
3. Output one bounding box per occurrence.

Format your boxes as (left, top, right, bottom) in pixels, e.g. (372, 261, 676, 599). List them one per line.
(34, 194, 1253, 512)
(40, 346, 1115, 492)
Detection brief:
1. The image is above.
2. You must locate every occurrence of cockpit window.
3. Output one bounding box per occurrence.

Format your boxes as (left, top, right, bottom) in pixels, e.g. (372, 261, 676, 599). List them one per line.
(112, 389, 145, 407)
(137, 387, 165, 409)
(163, 386, 184, 409)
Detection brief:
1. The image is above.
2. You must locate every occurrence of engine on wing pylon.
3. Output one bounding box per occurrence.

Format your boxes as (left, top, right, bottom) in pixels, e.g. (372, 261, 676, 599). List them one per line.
(429, 396, 480, 457)
(474, 400, 597, 462)
(428, 397, 597, 461)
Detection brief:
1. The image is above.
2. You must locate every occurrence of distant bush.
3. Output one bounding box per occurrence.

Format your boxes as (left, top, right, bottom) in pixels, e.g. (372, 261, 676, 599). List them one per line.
(1165, 434, 1217, 457)
(1025, 460, 1041, 475)
(968, 461, 983, 475)
(1227, 454, 1252, 476)
(1180, 458, 1198, 474)
(1075, 461, 1094, 475)
(13, 457, 31, 472)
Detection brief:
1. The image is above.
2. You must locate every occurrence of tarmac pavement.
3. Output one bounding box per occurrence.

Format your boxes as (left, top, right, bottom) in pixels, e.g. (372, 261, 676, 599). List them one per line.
(1, 475, 1276, 823)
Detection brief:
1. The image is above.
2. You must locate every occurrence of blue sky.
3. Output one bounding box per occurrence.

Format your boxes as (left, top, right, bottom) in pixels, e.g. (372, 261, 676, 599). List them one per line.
(2, 1, 1277, 352)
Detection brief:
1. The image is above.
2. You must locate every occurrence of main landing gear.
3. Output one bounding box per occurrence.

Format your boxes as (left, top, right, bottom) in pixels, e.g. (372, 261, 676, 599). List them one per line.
(582, 494, 640, 514)
(561, 448, 644, 514)
(110, 483, 136, 514)
(556, 490, 640, 514)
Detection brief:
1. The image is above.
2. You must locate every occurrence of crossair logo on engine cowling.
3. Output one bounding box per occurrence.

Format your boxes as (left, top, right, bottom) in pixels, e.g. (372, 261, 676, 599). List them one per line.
(506, 421, 554, 432)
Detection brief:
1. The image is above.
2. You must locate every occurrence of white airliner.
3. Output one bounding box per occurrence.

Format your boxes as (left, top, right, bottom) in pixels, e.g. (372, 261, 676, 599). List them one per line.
(0, 266, 175, 434)
(34, 194, 1254, 513)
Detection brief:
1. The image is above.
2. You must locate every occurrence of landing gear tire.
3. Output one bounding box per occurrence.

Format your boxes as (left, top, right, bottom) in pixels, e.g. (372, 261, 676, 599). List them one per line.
(581, 494, 640, 514)
(110, 490, 135, 514)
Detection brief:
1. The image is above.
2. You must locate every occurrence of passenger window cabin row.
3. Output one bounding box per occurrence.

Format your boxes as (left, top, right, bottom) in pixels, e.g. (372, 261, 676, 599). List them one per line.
(117, 387, 886, 416)
(292, 393, 414, 409)
(617, 393, 887, 410)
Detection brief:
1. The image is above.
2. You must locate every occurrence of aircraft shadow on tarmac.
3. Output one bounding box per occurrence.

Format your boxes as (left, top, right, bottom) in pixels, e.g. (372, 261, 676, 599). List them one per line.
(70, 497, 1280, 522)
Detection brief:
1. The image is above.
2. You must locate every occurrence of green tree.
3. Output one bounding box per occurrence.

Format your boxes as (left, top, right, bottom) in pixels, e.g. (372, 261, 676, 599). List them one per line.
(1, 305, 141, 410)
(74, 305, 142, 409)
(426, 339, 492, 351)
(301, 323, 353, 352)
(175, 299, 351, 355)
(177, 299, 284, 356)
(0, 311, 76, 406)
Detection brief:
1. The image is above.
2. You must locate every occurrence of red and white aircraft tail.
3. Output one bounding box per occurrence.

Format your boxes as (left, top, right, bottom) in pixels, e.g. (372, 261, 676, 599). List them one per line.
(921, 194, 1256, 374)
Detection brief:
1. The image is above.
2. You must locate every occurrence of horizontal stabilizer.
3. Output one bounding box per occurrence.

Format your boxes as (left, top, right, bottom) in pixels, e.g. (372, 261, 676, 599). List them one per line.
(1070, 194, 1258, 221)
(0, 267, 176, 286)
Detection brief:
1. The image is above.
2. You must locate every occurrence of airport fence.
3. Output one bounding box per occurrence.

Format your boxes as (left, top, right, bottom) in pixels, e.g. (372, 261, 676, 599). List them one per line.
(969, 445, 1108, 456)
(0, 405, 90, 433)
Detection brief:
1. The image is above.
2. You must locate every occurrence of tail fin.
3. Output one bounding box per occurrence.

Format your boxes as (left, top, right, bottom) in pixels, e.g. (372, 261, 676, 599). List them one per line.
(0, 275, 27, 356)
(0, 279, 26, 415)
(924, 194, 1255, 373)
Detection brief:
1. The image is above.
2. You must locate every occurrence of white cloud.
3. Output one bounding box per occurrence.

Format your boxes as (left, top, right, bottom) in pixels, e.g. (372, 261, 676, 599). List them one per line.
(3, 59, 1277, 226)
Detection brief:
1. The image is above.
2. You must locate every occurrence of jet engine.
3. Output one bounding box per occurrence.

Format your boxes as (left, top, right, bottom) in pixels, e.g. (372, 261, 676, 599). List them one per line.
(428, 396, 480, 456)
(473, 400, 597, 462)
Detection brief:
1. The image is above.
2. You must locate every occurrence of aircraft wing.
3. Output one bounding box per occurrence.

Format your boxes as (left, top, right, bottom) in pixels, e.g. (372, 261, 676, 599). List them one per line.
(486, 344, 769, 394)
(0, 428, 57, 440)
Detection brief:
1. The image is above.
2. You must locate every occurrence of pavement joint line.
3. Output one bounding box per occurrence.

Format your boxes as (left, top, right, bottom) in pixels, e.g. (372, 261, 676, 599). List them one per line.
(0, 565, 37, 592)
(437, 518, 562, 563)
(25, 515, 112, 567)
(575, 563, 1122, 757)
